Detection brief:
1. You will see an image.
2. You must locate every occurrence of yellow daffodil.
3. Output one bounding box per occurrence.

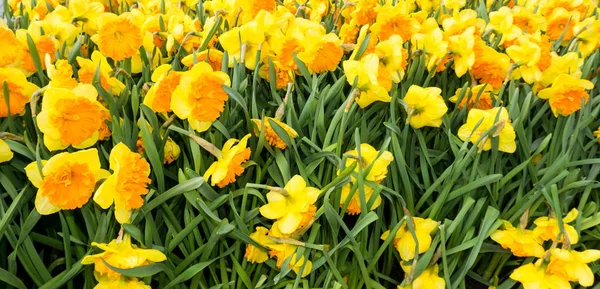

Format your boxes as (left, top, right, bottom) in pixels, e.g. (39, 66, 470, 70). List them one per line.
(93, 275, 150, 289)
(143, 64, 182, 113)
(343, 54, 392, 108)
(45, 54, 78, 89)
(490, 220, 545, 257)
(442, 9, 485, 37)
(370, 2, 420, 42)
(449, 84, 494, 110)
(218, 13, 269, 70)
(82, 235, 166, 279)
(91, 12, 144, 61)
(537, 74, 593, 117)
(403, 85, 448, 129)
(0, 67, 39, 117)
(251, 117, 298, 150)
(267, 226, 313, 277)
(181, 49, 224, 71)
(0, 20, 22, 67)
(245, 226, 276, 263)
(374, 34, 406, 83)
(486, 7, 522, 45)
(548, 248, 600, 286)
(37, 85, 109, 151)
(39, 6, 79, 47)
(411, 20, 448, 72)
(457, 107, 516, 153)
(171, 62, 231, 132)
(537, 52, 583, 90)
(0, 140, 14, 163)
(259, 175, 320, 234)
(545, 8, 578, 43)
(506, 35, 542, 84)
(340, 183, 379, 215)
(69, 0, 105, 35)
(297, 32, 344, 74)
(397, 264, 445, 289)
(448, 27, 475, 77)
(342, 144, 394, 183)
(94, 143, 151, 224)
(381, 217, 438, 261)
(595, 127, 600, 144)
(14, 26, 58, 75)
(77, 51, 126, 95)
(573, 18, 600, 57)
(204, 134, 252, 188)
(471, 45, 510, 89)
(510, 259, 571, 289)
(533, 208, 579, 244)
(25, 149, 108, 214)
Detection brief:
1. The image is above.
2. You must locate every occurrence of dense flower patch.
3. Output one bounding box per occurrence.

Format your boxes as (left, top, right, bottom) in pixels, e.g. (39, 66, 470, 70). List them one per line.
(1, 0, 600, 288)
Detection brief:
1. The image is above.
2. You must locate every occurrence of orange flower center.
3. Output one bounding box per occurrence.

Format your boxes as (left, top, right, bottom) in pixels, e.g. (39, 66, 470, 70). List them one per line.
(152, 73, 181, 113)
(298, 205, 317, 228)
(377, 15, 414, 42)
(308, 41, 343, 73)
(546, 17, 574, 41)
(0, 81, 29, 117)
(49, 97, 105, 145)
(40, 162, 96, 209)
(549, 87, 589, 116)
(114, 153, 151, 209)
(188, 73, 229, 121)
(216, 148, 251, 188)
(98, 18, 142, 61)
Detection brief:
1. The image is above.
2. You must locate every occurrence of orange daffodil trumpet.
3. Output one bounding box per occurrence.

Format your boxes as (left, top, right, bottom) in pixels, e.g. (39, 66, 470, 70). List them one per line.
(94, 143, 152, 224)
(171, 62, 231, 133)
(203, 134, 252, 188)
(25, 149, 109, 215)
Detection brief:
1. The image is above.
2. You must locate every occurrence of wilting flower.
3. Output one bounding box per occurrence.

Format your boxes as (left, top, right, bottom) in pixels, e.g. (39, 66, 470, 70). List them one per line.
(77, 51, 126, 95)
(171, 62, 231, 132)
(92, 12, 143, 60)
(163, 137, 181, 164)
(533, 208, 579, 244)
(143, 64, 182, 113)
(457, 107, 516, 153)
(94, 143, 151, 224)
(537, 74, 593, 117)
(510, 259, 571, 289)
(547, 248, 600, 286)
(245, 226, 276, 263)
(0, 67, 39, 117)
(0, 140, 13, 163)
(449, 84, 494, 110)
(403, 85, 448, 129)
(251, 117, 298, 149)
(37, 85, 109, 151)
(25, 149, 107, 214)
(82, 235, 166, 279)
(381, 217, 438, 261)
(397, 264, 445, 289)
(260, 175, 320, 234)
(343, 54, 392, 108)
(490, 220, 545, 257)
(204, 134, 252, 187)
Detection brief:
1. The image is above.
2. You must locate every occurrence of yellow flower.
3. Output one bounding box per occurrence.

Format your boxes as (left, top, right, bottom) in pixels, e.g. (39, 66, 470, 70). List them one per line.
(45, 55, 78, 89)
(370, 2, 420, 42)
(77, 51, 126, 95)
(218, 15, 268, 70)
(181, 49, 224, 71)
(94, 143, 151, 224)
(381, 217, 438, 261)
(404, 85, 448, 129)
(143, 64, 182, 113)
(342, 54, 392, 108)
(411, 20, 448, 72)
(342, 144, 394, 183)
(506, 35, 542, 84)
(538, 52, 582, 90)
(486, 7, 522, 45)
(297, 33, 344, 74)
(25, 149, 107, 214)
(594, 127, 600, 144)
(448, 27, 475, 77)
(204, 134, 252, 188)
(39, 6, 79, 47)
(37, 85, 109, 151)
(545, 8, 578, 43)
(259, 175, 320, 234)
(92, 12, 143, 60)
(92, 275, 150, 289)
(251, 117, 298, 150)
(547, 248, 600, 286)
(510, 259, 571, 289)
(163, 137, 181, 164)
(170, 62, 231, 132)
(0, 140, 14, 163)
(69, 0, 104, 35)
(245, 226, 276, 263)
(14, 27, 57, 75)
(573, 18, 600, 57)
(471, 46, 510, 89)
(82, 235, 166, 279)
(490, 220, 545, 257)
(374, 34, 406, 83)
(267, 227, 313, 277)
(457, 107, 516, 153)
(537, 74, 593, 117)
(449, 84, 494, 111)
(340, 183, 379, 215)
(533, 208, 579, 244)
(0, 67, 39, 117)
(397, 264, 445, 289)
(0, 20, 21, 67)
